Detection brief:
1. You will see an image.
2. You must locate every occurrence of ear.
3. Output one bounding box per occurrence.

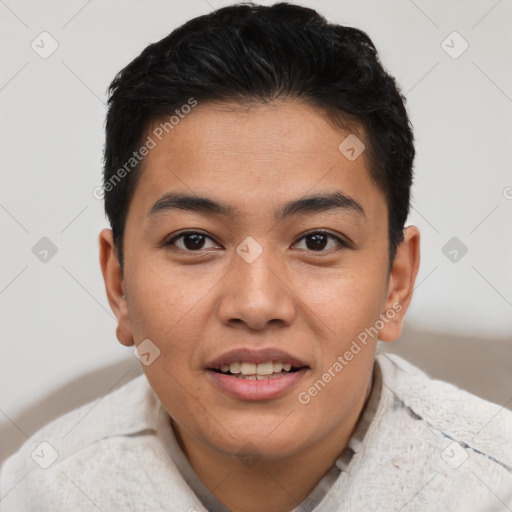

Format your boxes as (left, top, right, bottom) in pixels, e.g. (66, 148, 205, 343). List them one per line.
(98, 229, 134, 346)
(378, 225, 420, 342)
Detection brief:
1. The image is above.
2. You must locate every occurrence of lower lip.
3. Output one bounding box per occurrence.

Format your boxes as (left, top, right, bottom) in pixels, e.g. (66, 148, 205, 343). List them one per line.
(206, 368, 308, 401)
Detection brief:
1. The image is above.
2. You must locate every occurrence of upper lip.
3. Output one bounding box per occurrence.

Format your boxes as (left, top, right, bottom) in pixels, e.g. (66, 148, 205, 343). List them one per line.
(206, 348, 309, 370)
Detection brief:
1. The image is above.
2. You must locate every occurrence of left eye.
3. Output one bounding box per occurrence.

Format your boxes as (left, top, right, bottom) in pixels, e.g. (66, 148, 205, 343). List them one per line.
(293, 232, 346, 252)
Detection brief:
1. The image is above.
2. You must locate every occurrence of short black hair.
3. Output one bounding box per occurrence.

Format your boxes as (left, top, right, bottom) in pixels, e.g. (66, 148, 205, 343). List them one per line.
(103, 2, 414, 270)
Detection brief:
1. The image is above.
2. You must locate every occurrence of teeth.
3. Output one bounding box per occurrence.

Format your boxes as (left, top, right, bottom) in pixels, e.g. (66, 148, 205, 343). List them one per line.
(230, 362, 241, 374)
(219, 361, 298, 376)
(273, 362, 283, 372)
(256, 362, 273, 375)
(240, 362, 256, 375)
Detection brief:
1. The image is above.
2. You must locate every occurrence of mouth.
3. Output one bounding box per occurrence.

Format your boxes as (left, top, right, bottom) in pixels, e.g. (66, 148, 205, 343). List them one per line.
(208, 361, 307, 380)
(205, 349, 310, 401)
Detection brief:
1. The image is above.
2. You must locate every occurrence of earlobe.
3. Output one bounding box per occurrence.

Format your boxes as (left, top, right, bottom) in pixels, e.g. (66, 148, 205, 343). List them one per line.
(378, 226, 420, 342)
(98, 229, 134, 346)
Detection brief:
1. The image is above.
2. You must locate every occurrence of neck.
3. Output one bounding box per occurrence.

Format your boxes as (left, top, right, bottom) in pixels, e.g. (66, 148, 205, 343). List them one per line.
(173, 375, 374, 512)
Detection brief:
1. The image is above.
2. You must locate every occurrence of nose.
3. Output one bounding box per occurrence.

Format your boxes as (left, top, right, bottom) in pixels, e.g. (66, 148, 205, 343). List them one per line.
(216, 247, 296, 331)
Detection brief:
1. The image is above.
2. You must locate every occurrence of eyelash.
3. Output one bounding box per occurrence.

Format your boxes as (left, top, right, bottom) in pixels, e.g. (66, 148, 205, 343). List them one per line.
(163, 230, 349, 253)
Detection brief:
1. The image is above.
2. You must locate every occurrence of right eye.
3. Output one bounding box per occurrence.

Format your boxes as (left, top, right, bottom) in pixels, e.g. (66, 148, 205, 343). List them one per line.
(163, 231, 221, 252)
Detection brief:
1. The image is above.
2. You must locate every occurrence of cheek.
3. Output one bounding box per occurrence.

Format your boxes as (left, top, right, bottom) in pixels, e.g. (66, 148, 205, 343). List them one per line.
(300, 264, 387, 343)
(124, 260, 213, 403)
(125, 263, 209, 420)
(295, 342, 376, 443)
(295, 273, 383, 424)
(125, 256, 212, 341)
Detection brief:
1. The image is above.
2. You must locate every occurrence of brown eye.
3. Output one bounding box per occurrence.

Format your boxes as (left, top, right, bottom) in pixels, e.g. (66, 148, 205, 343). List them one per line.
(165, 231, 218, 251)
(293, 231, 347, 252)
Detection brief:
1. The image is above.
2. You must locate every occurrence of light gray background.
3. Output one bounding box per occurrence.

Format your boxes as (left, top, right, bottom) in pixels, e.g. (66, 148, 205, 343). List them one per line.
(1, 0, 511, 467)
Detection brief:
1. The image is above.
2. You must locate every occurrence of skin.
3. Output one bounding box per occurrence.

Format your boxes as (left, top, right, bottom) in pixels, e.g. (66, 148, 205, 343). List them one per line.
(99, 100, 420, 512)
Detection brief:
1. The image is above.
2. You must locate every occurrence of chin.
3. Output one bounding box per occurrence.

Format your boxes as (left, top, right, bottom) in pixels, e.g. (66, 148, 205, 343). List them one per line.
(202, 415, 311, 459)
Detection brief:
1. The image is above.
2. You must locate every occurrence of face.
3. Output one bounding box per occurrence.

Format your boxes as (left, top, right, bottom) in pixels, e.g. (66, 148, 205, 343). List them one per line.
(100, 100, 419, 461)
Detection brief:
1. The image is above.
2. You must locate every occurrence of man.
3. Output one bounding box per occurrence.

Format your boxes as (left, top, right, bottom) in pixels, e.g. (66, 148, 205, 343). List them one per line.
(1, 3, 510, 511)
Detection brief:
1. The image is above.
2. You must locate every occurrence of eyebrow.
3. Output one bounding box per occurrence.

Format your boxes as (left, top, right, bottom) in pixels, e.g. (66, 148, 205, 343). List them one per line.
(148, 191, 365, 221)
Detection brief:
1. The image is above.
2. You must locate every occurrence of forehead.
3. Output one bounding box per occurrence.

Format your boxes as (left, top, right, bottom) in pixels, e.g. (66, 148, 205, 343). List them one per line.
(148, 100, 360, 165)
(129, 100, 386, 225)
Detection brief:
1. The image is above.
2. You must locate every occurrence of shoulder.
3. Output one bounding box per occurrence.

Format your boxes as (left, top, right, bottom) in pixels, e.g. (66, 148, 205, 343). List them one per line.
(377, 351, 512, 466)
(343, 352, 512, 511)
(2, 373, 158, 467)
(0, 374, 192, 511)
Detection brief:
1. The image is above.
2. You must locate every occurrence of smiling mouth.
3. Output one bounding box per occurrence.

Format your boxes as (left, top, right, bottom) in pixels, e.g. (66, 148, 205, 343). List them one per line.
(208, 361, 308, 380)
